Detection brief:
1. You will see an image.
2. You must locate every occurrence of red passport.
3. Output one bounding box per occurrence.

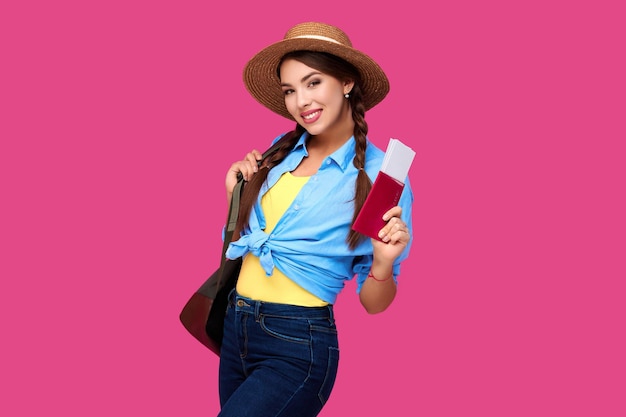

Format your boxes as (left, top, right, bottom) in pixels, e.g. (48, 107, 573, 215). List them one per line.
(352, 171, 405, 241)
(352, 138, 415, 241)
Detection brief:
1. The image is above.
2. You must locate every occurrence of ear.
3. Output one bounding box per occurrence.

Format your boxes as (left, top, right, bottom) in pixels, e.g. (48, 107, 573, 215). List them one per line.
(343, 80, 355, 95)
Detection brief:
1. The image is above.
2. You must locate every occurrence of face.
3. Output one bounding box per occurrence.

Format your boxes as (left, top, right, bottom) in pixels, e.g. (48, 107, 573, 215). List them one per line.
(279, 58, 354, 137)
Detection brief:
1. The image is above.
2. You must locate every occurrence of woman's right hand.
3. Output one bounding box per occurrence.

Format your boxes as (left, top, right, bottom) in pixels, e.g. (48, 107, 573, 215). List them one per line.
(225, 150, 263, 196)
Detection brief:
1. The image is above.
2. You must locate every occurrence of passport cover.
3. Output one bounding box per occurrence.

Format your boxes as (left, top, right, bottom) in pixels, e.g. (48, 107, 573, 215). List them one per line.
(352, 171, 405, 241)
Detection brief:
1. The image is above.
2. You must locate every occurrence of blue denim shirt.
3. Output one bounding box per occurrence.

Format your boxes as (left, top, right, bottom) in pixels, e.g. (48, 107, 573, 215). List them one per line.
(226, 132, 413, 304)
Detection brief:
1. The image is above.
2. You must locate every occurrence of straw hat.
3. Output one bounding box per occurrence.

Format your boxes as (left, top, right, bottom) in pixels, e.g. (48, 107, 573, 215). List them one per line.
(243, 22, 390, 120)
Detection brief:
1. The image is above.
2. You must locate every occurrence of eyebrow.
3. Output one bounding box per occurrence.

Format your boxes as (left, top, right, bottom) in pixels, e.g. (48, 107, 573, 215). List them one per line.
(280, 71, 321, 88)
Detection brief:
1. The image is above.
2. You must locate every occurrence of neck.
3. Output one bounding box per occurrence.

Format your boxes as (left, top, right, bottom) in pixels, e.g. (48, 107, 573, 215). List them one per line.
(308, 116, 354, 156)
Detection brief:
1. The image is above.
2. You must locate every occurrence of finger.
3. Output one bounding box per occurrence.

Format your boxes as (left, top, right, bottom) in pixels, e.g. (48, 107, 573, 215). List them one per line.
(242, 160, 259, 181)
(378, 218, 393, 241)
(246, 150, 264, 172)
(387, 226, 410, 245)
(380, 218, 408, 243)
(383, 220, 400, 242)
(251, 149, 263, 161)
(230, 160, 253, 181)
(382, 216, 401, 235)
(241, 155, 257, 173)
(382, 206, 402, 221)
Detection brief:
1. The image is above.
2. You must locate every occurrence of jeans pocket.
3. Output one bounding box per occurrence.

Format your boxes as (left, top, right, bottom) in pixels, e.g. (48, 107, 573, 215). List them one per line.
(259, 315, 309, 344)
(318, 346, 340, 405)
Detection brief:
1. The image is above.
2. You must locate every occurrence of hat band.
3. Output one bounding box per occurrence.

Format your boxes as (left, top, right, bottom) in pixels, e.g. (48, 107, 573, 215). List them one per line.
(291, 34, 342, 45)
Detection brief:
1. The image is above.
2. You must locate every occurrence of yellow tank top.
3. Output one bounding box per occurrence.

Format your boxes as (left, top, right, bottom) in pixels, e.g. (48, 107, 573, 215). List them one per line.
(236, 172, 328, 306)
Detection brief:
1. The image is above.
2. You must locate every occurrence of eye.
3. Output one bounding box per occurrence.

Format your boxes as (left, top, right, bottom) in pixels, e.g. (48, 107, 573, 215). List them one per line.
(308, 79, 321, 88)
(282, 89, 294, 96)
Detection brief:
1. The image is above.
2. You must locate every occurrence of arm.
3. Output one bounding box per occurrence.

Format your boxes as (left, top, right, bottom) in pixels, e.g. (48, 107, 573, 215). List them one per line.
(359, 205, 411, 314)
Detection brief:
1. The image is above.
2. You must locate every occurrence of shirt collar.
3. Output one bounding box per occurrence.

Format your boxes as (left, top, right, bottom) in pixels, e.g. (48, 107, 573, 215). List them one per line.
(294, 132, 309, 156)
(298, 132, 357, 173)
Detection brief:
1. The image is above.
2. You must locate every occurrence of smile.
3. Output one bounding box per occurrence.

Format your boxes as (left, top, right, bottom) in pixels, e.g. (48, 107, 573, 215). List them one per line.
(302, 110, 321, 122)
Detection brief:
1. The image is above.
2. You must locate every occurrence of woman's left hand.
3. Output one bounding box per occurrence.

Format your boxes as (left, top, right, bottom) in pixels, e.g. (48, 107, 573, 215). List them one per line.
(372, 206, 410, 262)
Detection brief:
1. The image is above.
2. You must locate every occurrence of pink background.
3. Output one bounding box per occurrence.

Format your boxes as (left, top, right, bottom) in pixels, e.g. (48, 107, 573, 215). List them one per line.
(1, 1, 624, 416)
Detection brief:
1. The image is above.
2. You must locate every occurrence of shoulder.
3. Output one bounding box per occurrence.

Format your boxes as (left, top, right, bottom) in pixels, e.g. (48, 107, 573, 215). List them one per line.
(365, 139, 385, 157)
(270, 131, 290, 146)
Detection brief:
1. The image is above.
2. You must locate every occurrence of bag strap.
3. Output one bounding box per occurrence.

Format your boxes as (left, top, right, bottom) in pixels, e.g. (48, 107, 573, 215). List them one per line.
(216, 138, 286, 283)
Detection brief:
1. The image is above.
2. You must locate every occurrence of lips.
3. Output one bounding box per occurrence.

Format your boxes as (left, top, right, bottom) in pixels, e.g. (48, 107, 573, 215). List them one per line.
(301, 109, 321, 124)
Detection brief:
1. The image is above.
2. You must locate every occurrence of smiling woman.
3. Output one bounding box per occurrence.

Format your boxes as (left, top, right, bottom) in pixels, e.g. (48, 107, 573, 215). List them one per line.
(199, 22, 413, 417)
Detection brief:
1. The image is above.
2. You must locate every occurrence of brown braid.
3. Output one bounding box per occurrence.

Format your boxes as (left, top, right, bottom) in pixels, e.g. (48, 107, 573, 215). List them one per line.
(346, 84, 373, 249)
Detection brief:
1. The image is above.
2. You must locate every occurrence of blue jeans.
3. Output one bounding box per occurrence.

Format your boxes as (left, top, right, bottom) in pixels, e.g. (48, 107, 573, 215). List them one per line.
(218, 291, 340, 417)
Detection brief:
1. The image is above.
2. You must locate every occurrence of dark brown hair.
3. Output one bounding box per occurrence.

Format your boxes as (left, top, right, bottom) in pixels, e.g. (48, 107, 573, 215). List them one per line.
(236, 51, 372, 249)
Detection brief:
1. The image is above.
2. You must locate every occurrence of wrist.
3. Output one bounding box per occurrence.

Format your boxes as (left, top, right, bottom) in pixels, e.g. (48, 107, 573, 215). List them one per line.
(371, 256, 394, 271)
(367, 271, 393, 282)
(368, 258, 394, 283)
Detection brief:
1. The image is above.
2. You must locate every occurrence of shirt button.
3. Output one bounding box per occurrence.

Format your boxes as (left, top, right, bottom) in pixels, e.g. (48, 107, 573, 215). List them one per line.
(326, 159, 331, 165)
(237, 300, 245, 307)
(294, 204, 300, 210)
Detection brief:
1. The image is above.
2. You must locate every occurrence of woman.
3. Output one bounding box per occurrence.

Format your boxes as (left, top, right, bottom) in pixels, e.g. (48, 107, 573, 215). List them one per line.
(218, 22, 413, 416)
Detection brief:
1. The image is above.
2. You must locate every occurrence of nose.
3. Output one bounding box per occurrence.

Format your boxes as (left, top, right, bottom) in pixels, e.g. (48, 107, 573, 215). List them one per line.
(296, 90, 312, 109)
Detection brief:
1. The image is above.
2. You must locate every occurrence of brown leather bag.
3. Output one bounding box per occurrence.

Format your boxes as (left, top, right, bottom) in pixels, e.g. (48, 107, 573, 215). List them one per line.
(179, 141, 283, 356)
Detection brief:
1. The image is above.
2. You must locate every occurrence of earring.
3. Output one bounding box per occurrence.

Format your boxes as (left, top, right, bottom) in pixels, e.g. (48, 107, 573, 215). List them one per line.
(344, 93, 350, 98)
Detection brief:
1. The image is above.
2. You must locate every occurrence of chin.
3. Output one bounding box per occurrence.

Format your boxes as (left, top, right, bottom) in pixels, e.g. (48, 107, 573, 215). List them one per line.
(302, 124, 326, 136)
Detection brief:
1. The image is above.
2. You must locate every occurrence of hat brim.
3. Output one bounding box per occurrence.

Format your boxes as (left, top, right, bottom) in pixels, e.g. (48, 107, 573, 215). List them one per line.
(243, 38, 390, 120)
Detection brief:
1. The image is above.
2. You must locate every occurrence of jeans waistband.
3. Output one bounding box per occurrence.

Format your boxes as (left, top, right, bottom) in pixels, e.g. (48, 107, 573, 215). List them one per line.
(230, 290, 334, 322)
